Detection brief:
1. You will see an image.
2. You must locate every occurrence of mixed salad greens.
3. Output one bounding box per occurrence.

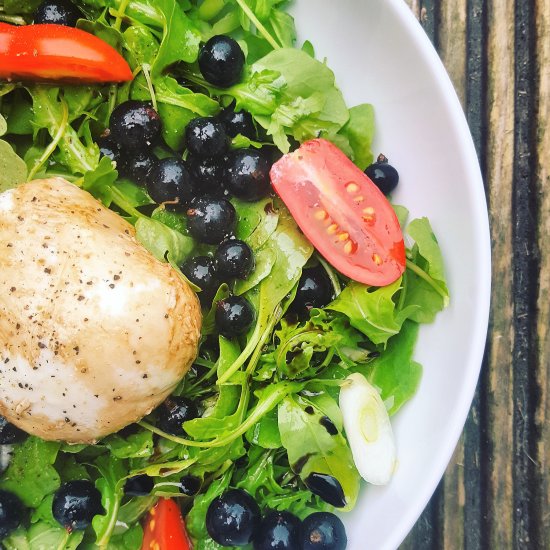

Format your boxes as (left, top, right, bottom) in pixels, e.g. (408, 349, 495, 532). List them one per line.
(0, 0, 449, 548)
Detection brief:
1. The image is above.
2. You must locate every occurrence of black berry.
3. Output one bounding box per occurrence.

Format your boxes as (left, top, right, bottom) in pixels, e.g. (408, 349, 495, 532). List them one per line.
(187, 196, 236, 244)
(109, 100, 161, 151)
(157, 396, 198, 436)
(0, 490, 24, 539)
(206, 489, 260, 546)
(34, 0, 82, 26)
(289, 267, 333, 316)
(226, 148, 272, 201)
(301, 512, 347, 550)
(364, 154, 399, 195)
(147, 158, 194, 209)
(215, 296, 255, 339)
(199, 35, 245, 88)
(185, 117, 229, 159)
(52, 480, 104, 531)
(214, 240, 254, 280)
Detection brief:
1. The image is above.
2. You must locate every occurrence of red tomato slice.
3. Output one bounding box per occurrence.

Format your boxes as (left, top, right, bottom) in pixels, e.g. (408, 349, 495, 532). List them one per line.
(0, 23, 133, 83)
(142, 498, 193, 550)
(270, 139, 406, 287)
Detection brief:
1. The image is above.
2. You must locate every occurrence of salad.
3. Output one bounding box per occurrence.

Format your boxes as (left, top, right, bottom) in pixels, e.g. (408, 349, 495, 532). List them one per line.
(0, 1, 450, 549)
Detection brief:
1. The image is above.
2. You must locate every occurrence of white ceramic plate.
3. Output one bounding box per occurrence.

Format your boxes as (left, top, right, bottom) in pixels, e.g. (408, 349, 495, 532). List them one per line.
(289, 1, 491, 548)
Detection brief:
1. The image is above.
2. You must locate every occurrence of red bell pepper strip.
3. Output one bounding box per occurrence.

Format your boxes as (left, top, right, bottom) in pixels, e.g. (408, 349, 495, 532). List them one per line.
(0, 23, 133, 83)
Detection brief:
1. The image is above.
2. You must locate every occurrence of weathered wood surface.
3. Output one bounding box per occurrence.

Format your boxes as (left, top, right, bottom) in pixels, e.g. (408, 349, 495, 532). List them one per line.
(401, 1, 549, 548)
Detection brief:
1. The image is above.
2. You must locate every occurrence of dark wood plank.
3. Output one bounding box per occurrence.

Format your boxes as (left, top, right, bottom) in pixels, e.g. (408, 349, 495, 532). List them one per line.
(511, 1, 541, 546)
(534, 2, 550, 545)
(401, 0, 549, 547)
(462, 2, 489, 549)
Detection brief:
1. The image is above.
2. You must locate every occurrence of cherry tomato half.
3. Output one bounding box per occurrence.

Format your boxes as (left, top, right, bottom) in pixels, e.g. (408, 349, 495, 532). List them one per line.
(0, 23, 133, 83)
(270, 139, 406, 286)
(142, 498, 192, 550)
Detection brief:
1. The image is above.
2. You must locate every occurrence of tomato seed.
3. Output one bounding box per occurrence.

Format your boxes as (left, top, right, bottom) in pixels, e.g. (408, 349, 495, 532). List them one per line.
(345, 182, 359, 193)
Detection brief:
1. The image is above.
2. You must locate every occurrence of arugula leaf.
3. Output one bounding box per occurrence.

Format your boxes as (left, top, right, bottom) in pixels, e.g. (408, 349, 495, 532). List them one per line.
(2, 523, 84, 550)
(327, 279, 416, 346)
(0, 113, 7, 136)
(0, 139, 27, 192)
(408, 218, 448, 287)
(335, 103, 376, 169)
(403, 217, 450, 323)
(124, 25, 159, 66)
(92, 455, 128, 547)
(245, 406, 281, 448)
(154, 77, 220, 149)
(151, 0, 201, 76)
(367, 321, 423, 415)
(0, 438, 61, 507)
(250, 49, 349, 151)
(83, 156, 119, 206)
(135, 217, 194, 265)
(28, 86, 99, 175)
(2, 0, 41, 15)
(218, 206, 313, 384)
(278, 395, 360, 511)
(103, 430, 154, 459)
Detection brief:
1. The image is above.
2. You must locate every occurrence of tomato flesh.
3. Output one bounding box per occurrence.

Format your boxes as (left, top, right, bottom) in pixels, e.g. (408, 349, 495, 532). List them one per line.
(0, 23, 133, 83)
(270, 139, 405, 286)
(142, 498, 192, 550)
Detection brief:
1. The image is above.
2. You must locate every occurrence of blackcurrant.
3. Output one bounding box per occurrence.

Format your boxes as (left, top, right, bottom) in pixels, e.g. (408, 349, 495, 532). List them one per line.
(214, 240, 254, 280)
(185, 117, 229, 159)
(109, 101, 161, 151)
(199, 35, 245, 88)
(206, 489, 260, 546)
(289, 267, 333, 316)
(157, 396, 198, 436)
(218, 105, 256, 140)
(215, 296, 255, 339)
(52, 480, 103, 531)
(147, 158, 194, 209)
(187, 197, 236, 244)
(226, 148, 272, 201)
(301, 512, 347, 550)
(34, 0, 82, 27)
(364, 154, 399, 195)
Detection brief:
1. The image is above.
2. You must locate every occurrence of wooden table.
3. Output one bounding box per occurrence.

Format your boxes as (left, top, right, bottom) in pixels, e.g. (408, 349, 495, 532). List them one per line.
(400, 1, 549, 548)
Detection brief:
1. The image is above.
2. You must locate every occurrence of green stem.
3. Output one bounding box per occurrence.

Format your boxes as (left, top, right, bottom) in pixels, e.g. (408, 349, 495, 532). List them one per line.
(28, 98, 69, 181)
(109, 186, 147, 219)
(397, 270, 407, 311)
(233, 0, 281, 50)
(245, 304, 283, 376)
(96, 482, 123, 548)
(317, 256, 342, 297)
(141, 64, 157, 111)
(0, 14, 25, 24)
(138, 384, 291, 449)
(114, 0, 130, 30)
(406, 260, 449, 303)
(198, 0, 225, 20)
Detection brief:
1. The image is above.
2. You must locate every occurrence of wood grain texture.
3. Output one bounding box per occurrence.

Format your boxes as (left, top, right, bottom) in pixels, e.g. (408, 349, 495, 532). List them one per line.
(399, 0, 549, 547)
(484, 1, 516, 547)
(535, 0, 550, 544)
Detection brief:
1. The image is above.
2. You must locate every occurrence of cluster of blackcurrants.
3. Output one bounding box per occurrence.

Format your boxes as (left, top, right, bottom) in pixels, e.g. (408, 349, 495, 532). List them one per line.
(206, 488, 347, 550)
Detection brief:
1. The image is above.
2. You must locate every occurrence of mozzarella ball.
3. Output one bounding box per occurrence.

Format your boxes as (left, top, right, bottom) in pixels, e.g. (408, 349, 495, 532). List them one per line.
(0, 178, 201, 443)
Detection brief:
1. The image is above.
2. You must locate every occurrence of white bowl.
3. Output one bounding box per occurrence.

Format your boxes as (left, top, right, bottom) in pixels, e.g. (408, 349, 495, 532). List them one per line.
(290, 1, 491, 548)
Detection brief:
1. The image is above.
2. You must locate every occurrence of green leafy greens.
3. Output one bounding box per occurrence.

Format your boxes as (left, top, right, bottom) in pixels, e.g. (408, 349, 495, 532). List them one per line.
(0, 1, 449, 548)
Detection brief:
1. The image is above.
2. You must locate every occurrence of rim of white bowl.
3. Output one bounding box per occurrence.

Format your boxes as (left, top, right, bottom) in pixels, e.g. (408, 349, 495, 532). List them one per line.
(380, 1, 491, 548)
